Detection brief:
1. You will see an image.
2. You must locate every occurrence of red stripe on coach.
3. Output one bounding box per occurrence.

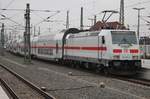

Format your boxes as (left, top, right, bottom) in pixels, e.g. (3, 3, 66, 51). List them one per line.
(81, 47, 107, 51)
(64, 46, 80, 50)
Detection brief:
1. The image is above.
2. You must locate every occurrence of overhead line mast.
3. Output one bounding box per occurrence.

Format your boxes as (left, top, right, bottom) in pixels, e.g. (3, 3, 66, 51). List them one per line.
(133, 7, 145, 39)
(119, 0, 124, 26)
(24, 3, 31, 64)
(80, 7, 83, 30)
(0, 23, 5, 56)
(66, 10, 69, 29)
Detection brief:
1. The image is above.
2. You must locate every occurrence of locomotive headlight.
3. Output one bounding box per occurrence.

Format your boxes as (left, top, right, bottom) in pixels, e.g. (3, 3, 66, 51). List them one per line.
(113, 55, 120, 60)
(132, 56, 138, 60)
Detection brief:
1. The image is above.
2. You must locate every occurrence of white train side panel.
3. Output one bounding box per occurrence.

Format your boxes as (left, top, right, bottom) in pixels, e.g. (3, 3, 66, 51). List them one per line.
(34, 33, 64, 60)
(64, 30, 141, 71)
(64, 31, 110, 63)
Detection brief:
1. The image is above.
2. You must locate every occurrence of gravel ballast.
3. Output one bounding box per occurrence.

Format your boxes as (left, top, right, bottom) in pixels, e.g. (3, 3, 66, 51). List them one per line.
(0, 52, 149, 99)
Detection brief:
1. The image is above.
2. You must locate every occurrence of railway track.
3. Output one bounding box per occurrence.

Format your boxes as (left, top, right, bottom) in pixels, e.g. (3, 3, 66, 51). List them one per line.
(0, 63, 55, 99)
(89, 70, 150, 87)
(63, 64, 150, 87)
(37, 57, 150, 87)
(0, 53, 150, 99)
(91, 72, 150, 87)
(0, 78, 19, 99)
(61, 62, 150, 87)
(9, 52, 150, 88)
(114, 75, 150, 87)
(68, 65, 150, 87)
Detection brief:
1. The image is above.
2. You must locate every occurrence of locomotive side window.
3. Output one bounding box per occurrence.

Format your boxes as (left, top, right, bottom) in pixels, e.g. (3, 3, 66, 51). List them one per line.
(56, 42, 58, 54)
(102, 36, 105, 44)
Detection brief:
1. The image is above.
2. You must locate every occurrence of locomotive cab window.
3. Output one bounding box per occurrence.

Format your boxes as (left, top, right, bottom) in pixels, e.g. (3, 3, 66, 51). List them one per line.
(111, 31, 137, 44)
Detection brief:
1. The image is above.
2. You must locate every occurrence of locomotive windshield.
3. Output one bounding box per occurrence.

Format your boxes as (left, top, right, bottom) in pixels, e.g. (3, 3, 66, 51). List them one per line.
(111, 31, 137, 44)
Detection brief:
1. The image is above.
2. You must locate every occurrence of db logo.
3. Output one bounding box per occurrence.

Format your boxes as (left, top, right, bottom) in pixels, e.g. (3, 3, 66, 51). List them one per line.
(124, 49, 128, 53)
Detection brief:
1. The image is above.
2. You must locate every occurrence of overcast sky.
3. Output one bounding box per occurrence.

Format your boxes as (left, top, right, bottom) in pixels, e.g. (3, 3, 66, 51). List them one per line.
(0, 0, 150, 37)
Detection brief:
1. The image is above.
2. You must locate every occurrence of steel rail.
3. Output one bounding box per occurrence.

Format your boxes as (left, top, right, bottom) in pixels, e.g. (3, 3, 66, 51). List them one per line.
(122, 77, 150, 87)
(0, 78, 19, 99)
(110, 75, 150, 87)
(36, 57, 150, 87)
(0, 63, 56, 99)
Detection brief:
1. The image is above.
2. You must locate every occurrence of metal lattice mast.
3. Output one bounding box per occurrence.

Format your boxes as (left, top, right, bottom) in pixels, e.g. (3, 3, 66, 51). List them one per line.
(1, 23, 5, 56)
(133, 7, 145, 39)
(66, 10, 69, 29)
(119, 0, 124, 25)
(80, 7, 83, 30)
(94, 15, 97, 25)
(24, 3, 31, 63)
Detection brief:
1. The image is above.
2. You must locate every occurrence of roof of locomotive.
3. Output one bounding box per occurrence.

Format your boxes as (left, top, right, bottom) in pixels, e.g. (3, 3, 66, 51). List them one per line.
(66, 29, 136, 39)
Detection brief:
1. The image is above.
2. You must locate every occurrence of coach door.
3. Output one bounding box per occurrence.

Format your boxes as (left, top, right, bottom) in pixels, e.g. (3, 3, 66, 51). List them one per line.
(98, 36, 105, 59)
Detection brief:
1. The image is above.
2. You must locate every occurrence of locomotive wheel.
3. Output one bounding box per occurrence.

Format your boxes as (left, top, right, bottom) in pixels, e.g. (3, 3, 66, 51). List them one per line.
(95, 68, 100, 73)
(103, 68, 110, 76)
